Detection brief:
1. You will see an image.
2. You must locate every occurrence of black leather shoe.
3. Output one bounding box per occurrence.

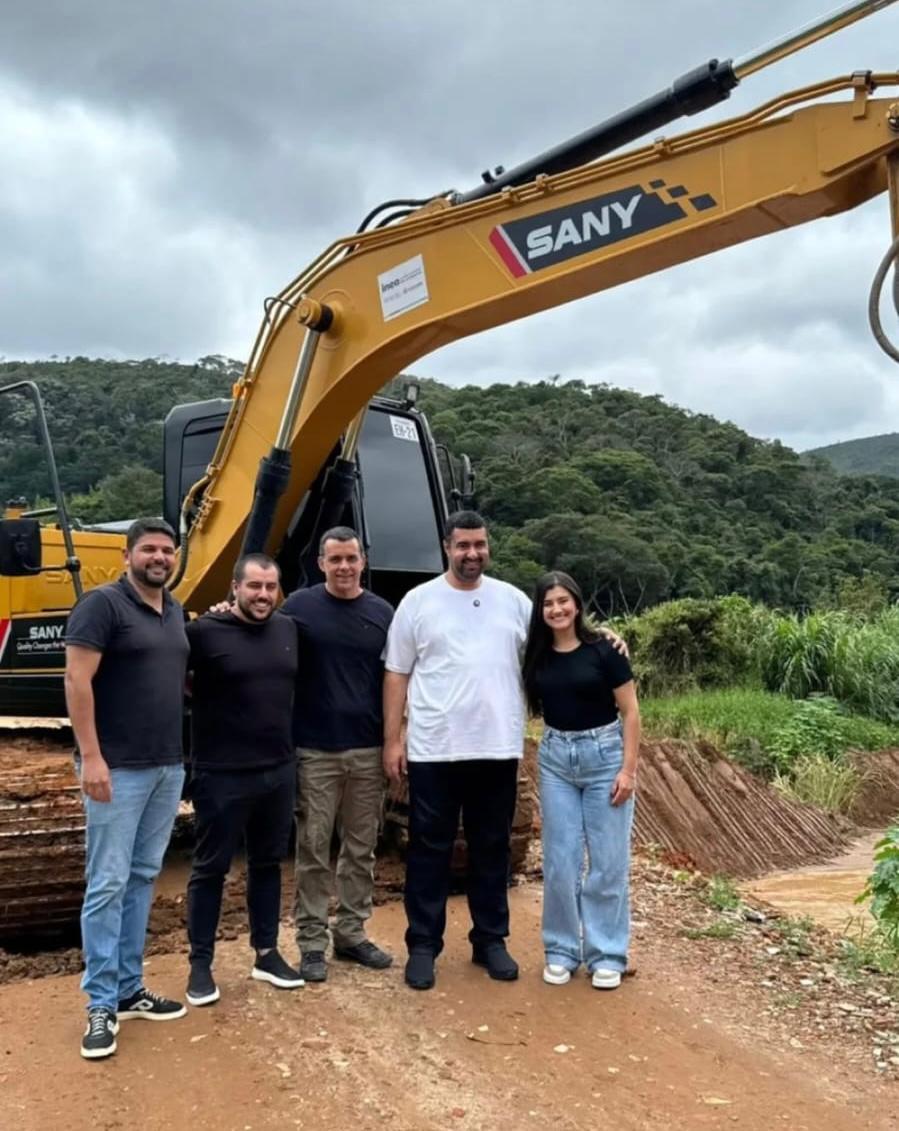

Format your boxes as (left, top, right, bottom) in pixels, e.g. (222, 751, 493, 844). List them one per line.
(299, 950, 328, 983)
(472, 944, 519, 981)
(404, 950, 436, 990)
(334, 940, 394, 970)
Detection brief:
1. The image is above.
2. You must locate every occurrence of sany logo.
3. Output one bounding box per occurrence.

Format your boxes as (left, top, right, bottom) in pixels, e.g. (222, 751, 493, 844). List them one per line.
(29, 624, 64, 641)
(525, 194, 643, 260)
(489, 180, 716, 278)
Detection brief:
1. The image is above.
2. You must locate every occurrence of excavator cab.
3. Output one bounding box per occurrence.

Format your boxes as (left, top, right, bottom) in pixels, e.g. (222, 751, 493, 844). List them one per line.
(163, 391, 461, 608)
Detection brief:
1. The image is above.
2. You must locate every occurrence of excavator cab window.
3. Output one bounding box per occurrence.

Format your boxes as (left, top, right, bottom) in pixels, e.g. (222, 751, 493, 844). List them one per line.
(356, 408, 444, 574)
(0, 518, 42, 576)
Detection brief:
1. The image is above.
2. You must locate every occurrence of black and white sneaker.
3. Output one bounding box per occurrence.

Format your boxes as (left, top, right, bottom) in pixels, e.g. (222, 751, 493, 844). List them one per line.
(186, 964, 221, 1007)
(117, 986, 187, 1021)
(251, 949, 304, 989)
(81, 1007, 118, 1060)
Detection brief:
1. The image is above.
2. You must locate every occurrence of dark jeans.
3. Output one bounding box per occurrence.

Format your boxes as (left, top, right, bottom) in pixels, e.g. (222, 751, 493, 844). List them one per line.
(404, 758, 518, 956)
(187, 761, 295, 966)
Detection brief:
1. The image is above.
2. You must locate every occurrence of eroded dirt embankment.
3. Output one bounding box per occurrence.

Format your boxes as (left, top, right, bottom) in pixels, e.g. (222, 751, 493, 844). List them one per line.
(631, 738, 849, 877)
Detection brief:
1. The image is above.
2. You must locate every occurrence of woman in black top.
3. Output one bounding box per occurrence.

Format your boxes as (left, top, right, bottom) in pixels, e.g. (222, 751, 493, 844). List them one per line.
(522, 571, 640, 990)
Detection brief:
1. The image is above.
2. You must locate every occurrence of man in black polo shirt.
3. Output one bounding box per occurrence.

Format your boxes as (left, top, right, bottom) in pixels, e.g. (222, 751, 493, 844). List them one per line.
(65, 517, 189, 1061)
(184, 552, 303, 1007)
(282, 526, 394, 983)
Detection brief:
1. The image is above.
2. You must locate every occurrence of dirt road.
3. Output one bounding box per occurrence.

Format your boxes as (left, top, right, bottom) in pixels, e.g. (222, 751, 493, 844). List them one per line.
(1, 884, 897, 1131)
(744, 828, 883, 932)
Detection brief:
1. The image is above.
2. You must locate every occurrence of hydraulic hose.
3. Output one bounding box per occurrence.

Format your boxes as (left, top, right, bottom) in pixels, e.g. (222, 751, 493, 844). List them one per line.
(867, 234, 899, 363)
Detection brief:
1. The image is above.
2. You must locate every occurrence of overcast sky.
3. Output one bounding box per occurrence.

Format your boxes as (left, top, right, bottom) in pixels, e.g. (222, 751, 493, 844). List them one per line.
(4, 1, 899, 451)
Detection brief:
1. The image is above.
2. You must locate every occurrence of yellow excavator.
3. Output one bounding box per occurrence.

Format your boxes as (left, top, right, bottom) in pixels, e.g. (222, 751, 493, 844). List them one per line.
(4, 0, 899, 937)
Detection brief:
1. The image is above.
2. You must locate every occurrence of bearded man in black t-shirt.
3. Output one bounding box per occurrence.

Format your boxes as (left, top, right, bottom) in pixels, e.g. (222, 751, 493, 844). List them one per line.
(282, 527, 394, 984)
(184, 553, 303, 1007)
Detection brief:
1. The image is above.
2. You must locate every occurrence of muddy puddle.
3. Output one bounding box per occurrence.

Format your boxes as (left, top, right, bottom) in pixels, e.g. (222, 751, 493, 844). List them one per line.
(743, 827, 886, 933)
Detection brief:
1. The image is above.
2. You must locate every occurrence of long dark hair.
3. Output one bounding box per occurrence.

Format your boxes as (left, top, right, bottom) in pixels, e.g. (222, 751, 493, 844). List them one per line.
(522, 571, 598, 716)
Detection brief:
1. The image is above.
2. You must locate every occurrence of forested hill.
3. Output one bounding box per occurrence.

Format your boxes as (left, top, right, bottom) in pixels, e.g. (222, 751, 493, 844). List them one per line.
(3, 356, 899, 615)
(807, 432, 899, 479)
(0, 356, 240, 519)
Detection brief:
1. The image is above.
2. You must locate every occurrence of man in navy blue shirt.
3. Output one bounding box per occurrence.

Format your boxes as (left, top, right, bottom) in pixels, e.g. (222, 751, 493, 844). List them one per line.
(282, 527, 394, 983)
(65, 518, 188, 1061)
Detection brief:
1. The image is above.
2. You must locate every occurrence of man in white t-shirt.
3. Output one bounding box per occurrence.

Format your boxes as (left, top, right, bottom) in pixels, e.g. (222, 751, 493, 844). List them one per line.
(383, 511, 532, 990)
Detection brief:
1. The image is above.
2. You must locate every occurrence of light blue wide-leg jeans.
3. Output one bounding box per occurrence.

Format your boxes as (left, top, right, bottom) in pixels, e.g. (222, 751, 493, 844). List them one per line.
(80, 763, 184, 1011)
(539, 722, 633, 973)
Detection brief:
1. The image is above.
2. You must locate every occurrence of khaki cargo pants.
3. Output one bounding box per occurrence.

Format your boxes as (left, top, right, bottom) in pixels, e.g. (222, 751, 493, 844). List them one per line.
(294, 746, 385, 952)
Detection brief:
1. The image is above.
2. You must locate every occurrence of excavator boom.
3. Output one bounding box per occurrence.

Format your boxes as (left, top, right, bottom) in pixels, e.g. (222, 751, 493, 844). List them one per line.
(179, 71, 899, 608)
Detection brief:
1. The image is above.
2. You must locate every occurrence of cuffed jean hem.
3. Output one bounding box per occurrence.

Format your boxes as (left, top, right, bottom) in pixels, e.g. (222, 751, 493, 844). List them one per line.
(545, 952, 580, 972)
(587, 960, 627, 974)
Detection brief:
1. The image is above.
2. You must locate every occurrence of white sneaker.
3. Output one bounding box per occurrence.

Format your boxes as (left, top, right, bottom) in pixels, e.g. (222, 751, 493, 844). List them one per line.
(542, 964, 571, 985)
(591, 968, 622, 990)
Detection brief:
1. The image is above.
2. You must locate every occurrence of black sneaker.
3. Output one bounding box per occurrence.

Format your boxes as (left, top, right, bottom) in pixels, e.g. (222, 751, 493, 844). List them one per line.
(81, 1007, 118, 1060)
(251, 949, 305, 989)
(299, 950, 328, 983)
(186, 964, 220, 1007)
(334, 940, 394, 970)
(117, 986, 187, 1021)
(472, 944, 519, 981)
(404, 949, 436, 990)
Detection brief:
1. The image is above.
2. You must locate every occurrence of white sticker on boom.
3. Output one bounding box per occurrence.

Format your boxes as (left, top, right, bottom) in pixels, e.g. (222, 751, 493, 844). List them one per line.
(390, 416, 419, 443)
(378, 254, 429, 321)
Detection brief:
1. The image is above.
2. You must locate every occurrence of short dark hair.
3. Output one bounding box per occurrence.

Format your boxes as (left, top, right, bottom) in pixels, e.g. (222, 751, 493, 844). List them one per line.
(126, 517, 176, 551)
(318, 526, 362, 556)
(444, 510, 488, 542)
(233, 552, 280, 583)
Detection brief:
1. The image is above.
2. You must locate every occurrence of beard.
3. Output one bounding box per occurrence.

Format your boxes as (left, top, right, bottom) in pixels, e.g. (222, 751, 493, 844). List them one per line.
(131, 561, 173, 589)
(235, 593, 274, 622)
(452, 557, 486, 582)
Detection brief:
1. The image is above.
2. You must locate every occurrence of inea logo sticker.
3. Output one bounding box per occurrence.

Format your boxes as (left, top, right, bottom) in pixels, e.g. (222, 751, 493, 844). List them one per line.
(489, 180, 717, 277)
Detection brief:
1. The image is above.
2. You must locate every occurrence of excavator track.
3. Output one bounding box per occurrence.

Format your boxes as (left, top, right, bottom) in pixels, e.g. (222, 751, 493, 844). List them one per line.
(0, 726, 85, 942)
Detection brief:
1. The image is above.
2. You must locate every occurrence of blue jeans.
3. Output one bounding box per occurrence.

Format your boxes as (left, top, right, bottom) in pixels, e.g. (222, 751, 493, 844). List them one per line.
(539, 722, 633, 974)
(80, 763, 184, 1011)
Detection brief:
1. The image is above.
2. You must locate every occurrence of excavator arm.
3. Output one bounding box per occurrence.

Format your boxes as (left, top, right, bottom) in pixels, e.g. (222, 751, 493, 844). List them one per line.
(175, 68, 899, 610)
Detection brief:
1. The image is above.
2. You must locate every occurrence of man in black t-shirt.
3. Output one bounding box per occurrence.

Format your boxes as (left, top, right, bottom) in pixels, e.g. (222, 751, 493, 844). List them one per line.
(65, 518, 189, 1061)
(282, 526, 394, 983)
(184, 553, 303, 1007)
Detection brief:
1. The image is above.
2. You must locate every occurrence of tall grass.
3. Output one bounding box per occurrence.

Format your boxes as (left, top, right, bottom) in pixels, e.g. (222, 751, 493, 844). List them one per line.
(761, 610, 899, 723)
(773, 754, 861, 813)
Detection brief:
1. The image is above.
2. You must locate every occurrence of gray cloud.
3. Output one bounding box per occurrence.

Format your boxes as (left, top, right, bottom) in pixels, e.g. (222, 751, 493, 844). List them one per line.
(4, 0, 899, 449)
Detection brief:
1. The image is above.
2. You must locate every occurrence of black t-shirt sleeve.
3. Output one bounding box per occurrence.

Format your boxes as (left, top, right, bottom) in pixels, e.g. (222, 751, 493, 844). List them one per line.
(65, 590, 117, 652)
(185, 618, 203, 666)
(598, 640, 633, 689)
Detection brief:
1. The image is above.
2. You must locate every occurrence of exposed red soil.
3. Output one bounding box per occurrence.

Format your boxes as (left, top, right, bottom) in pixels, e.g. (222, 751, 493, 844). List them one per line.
(851, 748, 899, 826)
(2, 730, 899, 1128)
(632, 738, 849, 876)
(2, 876, 899, 1131)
